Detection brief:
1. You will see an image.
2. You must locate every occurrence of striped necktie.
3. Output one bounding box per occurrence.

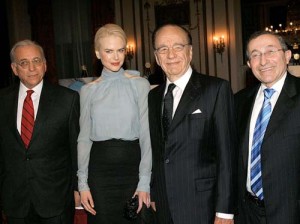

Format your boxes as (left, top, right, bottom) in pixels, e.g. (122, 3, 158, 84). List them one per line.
(250, 88, 275, 200)
(21, 90, 34, 149)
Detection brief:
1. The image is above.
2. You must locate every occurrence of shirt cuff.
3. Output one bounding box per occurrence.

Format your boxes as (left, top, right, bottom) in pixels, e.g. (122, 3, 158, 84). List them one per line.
(216, 212, 234, 219)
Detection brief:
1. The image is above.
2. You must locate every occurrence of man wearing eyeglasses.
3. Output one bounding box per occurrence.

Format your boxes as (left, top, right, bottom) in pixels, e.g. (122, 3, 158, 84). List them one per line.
(0, 39, 79, 224)
(148, 24, 237, 224)
(235, 31, 300, 224)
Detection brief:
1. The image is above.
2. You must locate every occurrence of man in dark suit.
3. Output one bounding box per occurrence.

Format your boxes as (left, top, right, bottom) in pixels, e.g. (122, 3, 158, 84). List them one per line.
(235, 31, 300, 224)
(148, 24, 237, 224)
(0, 39, 79, 224)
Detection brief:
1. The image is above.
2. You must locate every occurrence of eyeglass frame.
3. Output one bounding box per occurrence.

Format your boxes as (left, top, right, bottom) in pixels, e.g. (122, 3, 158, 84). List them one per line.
(14, 57, 45, 69)
(155, 43, 191, 55)
(248, 48, 285, 61)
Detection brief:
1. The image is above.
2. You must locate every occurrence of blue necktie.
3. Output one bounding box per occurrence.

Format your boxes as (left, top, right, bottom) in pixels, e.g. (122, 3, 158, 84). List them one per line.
(250, 88, 275, 200)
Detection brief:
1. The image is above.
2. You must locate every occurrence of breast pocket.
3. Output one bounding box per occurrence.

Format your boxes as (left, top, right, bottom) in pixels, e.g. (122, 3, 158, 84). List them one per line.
(187, 113, 207, 139)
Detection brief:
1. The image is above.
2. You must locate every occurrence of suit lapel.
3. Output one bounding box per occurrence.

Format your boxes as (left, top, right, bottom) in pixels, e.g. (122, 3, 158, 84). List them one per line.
(264, 73, 298, 140)
(239, 87, 259, 169)
(169, 72, 201, 133)
(157, 84, 166, 137)
(7, 84, 23, 144)
(151, 84, 166, 139)
(30, 82, 54, 144)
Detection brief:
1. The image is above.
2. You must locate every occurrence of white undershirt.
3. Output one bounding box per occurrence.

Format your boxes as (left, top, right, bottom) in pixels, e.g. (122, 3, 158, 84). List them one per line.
(164, 66, 192, 116)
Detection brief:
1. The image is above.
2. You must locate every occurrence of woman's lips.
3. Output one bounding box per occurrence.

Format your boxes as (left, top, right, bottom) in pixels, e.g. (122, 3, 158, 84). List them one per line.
(111, 62, 120, 66)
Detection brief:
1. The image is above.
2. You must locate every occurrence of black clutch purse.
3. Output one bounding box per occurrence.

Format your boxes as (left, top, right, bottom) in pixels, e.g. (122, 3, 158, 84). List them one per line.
(123, 195, 139, 220)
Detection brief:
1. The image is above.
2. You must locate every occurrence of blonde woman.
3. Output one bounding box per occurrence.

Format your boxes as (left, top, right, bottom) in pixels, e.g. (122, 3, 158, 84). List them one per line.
(77, 24, 152, 223)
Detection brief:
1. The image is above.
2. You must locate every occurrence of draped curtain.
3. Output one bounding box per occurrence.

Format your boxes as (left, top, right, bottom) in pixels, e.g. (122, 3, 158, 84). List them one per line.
(90, 0, 115, 76)
(28, 0, 115, 80)
(29, 0, 57, 83)
(52, 0, 93, 79)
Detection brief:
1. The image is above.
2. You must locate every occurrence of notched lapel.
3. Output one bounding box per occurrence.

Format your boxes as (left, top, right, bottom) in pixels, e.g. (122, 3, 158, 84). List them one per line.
(239, 91, 257, 169)
(151, 84, 165, 138)
(169, 75, 201, 133)
(157, 85, 165, 137)
(264, 75, 298, 140)
(30, 84, 54, 144)
(8, 86, 23, 144)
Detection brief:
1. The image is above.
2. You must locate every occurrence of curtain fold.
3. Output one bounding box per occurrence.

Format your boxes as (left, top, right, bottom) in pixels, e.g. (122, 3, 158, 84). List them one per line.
(52, 0, 93, 79)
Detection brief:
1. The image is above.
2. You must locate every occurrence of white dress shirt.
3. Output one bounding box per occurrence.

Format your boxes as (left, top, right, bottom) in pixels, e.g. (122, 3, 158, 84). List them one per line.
(246, 73, 286, 194)
(17, 81, 43, 133)
(164, 66, 192, 116)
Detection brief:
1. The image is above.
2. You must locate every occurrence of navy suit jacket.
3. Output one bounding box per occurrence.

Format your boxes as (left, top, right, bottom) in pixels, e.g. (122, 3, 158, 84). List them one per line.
(0, 81, 79, 218)
(148, 71, 237, 224)
(235, 73, 300, 224)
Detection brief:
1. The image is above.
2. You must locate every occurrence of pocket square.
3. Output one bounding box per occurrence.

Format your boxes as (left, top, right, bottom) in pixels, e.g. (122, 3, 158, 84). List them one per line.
(192, 109, 202, 114)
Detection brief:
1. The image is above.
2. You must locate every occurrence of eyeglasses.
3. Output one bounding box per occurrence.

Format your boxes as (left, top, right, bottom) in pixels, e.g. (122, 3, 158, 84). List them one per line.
(155, 43, 190, 55)
(249, 48, 284, 61)
(15, 58, 44, 69)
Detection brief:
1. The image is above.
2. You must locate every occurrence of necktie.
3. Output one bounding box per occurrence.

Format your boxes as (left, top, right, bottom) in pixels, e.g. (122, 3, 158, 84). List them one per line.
(250, 88, 275, 200)
(162, 83, 176, 140)
(21, 90, 34, 149)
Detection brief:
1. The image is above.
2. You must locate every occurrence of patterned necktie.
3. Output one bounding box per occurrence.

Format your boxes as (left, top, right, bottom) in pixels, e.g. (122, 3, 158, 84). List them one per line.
(162, 83, 176, 140)
(250, 88, 275, 200)
(21, 90, 34, 149)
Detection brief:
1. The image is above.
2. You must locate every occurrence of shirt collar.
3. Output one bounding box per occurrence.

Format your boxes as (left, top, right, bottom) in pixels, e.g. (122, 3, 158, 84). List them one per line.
(260, 71, 286, 94)
(165, 66, 192, 93)
(19, 80, 43, 97)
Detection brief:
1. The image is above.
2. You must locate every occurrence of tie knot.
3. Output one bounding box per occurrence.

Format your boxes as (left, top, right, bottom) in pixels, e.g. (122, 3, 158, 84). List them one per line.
(27, 90, 34, 97)
(166, 83, 176, 94)
(263, 88, 275, 99)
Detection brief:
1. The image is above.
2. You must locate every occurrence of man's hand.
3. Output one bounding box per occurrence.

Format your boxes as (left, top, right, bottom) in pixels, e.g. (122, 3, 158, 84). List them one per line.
(214, 216, 234, 224)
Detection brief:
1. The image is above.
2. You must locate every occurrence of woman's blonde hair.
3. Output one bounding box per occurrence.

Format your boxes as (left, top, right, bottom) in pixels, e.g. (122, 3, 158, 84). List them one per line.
(94, 23, 127, 51)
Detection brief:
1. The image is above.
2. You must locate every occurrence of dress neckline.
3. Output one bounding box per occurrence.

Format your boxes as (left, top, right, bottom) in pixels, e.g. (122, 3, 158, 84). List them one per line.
(101, 68, 124, 81)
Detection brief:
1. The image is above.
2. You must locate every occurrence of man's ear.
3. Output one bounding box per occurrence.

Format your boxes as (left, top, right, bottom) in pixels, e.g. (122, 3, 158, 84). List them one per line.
(154, 53, 161, 66)
(95, 51, 101, 59)
(11, 63, 19, 77)
(247, 60, 251, 68)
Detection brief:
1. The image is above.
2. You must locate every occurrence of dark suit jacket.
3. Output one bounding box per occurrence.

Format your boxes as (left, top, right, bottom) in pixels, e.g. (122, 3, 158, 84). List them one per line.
(148, 71, 237, 224)
(235, 73, 300, 224)
(0, 81, 79, 218)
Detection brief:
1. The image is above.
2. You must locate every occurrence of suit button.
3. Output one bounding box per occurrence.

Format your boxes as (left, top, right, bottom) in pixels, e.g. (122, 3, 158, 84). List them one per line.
(165, 158, 170, 164)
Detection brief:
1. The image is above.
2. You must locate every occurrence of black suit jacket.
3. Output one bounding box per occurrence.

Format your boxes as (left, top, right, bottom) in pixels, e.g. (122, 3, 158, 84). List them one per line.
(148, 71, 237, 224)
(235, 73, 300, 224)
(0, 81, 79, 218)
